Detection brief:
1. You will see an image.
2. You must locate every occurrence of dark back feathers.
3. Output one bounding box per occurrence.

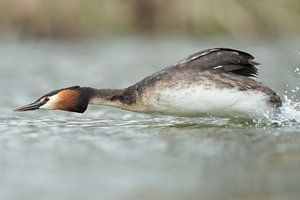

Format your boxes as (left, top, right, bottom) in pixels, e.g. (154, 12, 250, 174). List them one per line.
(175, 48, 259, 77)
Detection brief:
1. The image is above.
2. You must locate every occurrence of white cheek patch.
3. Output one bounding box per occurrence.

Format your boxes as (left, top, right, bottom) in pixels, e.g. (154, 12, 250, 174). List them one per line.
(40, 94, 59, 110)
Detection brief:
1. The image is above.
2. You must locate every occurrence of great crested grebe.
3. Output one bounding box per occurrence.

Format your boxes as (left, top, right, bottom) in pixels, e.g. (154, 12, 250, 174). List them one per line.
(15, 48, 281, 117)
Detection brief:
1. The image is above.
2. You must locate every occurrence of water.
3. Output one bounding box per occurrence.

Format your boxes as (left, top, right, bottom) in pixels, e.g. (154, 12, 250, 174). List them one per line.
(0, 36, 300, 200)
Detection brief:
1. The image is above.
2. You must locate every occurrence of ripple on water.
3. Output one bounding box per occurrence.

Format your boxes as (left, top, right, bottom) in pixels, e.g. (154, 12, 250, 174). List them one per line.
(2, 98, 300, 131)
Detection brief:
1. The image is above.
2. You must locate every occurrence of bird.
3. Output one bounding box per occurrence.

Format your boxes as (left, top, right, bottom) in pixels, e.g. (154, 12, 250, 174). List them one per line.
(15, 48, 282, 118)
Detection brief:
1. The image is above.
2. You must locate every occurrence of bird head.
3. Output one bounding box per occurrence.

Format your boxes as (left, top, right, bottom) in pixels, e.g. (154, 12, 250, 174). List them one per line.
(15, 86, 91, 113)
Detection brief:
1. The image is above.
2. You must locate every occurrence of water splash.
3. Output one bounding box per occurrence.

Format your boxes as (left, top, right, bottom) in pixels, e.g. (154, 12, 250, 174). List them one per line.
(270, 95, 300, 126)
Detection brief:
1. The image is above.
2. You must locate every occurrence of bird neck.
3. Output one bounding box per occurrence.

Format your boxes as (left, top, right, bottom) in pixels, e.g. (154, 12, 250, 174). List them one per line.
(84, 87, 145, 112)
(87, 88, 125, 107)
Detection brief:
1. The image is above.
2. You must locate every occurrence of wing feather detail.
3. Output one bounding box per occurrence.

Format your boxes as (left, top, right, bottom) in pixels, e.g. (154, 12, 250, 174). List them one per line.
(176, 48, 259, 77)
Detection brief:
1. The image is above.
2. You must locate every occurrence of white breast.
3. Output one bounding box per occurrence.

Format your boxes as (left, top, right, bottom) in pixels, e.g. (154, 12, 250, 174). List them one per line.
(144, 86, 271, 117)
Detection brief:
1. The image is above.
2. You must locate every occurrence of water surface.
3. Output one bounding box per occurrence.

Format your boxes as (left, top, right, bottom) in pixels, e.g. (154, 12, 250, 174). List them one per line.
(0, 36, 300, 200)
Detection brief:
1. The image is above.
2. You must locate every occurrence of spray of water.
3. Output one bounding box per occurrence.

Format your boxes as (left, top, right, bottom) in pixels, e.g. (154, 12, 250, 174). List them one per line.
(263, 66, 300, 127)
(268, 95, 300, 126)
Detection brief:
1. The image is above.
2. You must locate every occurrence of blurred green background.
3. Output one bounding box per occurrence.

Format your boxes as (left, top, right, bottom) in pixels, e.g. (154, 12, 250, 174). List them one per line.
(0, 0, 299, 39)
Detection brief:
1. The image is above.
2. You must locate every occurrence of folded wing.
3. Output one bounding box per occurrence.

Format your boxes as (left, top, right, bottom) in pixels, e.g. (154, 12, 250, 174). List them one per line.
(175, 48, 259, 77)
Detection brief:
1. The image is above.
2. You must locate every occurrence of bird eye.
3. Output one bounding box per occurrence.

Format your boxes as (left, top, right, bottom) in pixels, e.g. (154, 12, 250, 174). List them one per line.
(44, 97, 50, 101)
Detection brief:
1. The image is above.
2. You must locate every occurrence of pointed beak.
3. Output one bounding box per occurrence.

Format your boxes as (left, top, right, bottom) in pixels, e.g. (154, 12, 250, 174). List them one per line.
(14, 100, 44, 112)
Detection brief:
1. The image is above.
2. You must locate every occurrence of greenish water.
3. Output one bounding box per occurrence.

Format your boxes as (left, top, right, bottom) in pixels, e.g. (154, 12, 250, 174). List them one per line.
(0, 36, 300, 200)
